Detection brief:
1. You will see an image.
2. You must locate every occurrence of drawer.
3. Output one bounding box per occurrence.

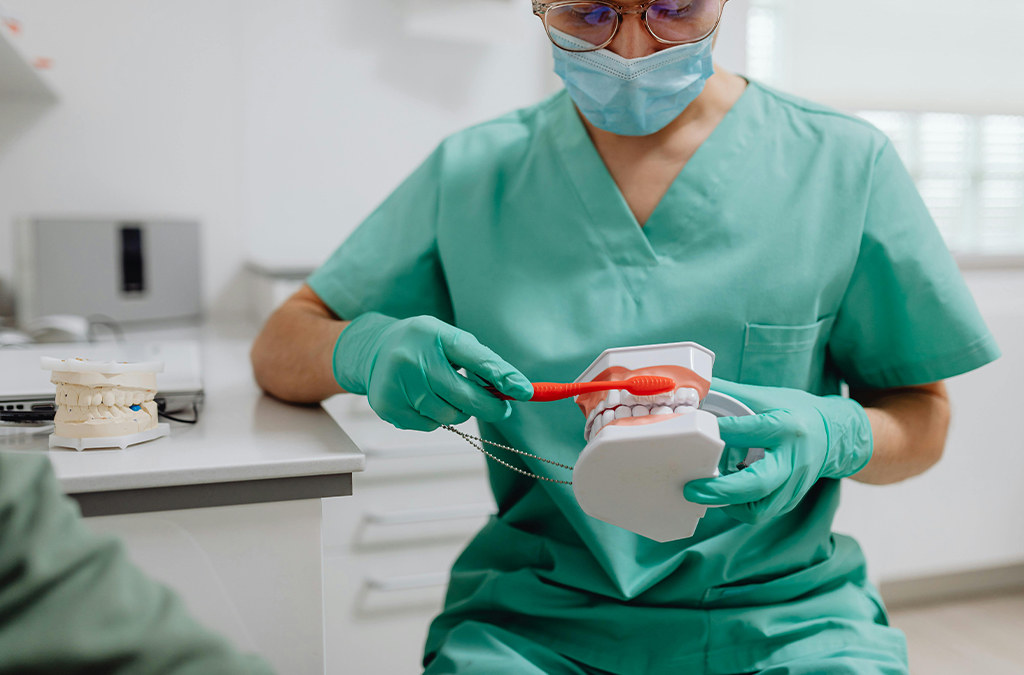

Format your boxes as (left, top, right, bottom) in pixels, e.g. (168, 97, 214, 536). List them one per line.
(360, 450, 489, 485)
(323, 475, 495, 556)
(324, 548, 460, 675)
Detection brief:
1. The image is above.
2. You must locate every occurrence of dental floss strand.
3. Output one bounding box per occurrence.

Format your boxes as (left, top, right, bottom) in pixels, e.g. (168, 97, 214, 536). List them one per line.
(441, 424, 574, 485)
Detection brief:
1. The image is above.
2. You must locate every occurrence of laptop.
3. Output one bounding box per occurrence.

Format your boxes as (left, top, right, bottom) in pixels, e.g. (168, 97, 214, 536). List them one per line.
(0, 340, 204, 424)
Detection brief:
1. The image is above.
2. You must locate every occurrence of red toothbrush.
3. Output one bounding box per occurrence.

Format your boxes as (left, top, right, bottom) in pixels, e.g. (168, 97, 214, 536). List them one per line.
(485, 376, 676, 402)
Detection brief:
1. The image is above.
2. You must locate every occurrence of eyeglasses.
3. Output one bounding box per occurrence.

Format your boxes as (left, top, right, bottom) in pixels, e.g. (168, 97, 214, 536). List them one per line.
(532, 0, 727, 53)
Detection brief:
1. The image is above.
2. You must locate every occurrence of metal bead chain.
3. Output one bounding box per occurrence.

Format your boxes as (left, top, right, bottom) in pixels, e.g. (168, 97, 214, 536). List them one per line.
(441, 424, 574, 485)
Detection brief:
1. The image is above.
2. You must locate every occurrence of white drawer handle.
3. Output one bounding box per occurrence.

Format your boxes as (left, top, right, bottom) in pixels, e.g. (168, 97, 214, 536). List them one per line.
(364, 503, 496, 526)
(366, 572, 449, 592)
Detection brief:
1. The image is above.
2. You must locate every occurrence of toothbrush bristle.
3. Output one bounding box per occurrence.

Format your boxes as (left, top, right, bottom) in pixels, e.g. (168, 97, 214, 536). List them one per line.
(624, 376, 676, 397)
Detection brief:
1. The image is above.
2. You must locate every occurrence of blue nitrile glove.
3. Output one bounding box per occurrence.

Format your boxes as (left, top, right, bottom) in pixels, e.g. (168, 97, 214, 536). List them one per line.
(684, 378, 873, 525)
(332, 312, 533, 432)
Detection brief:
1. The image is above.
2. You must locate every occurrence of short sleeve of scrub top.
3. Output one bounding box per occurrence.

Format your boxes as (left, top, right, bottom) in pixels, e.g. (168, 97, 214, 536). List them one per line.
(307, 148, 453, 323)
(829, 140, 1001, 388)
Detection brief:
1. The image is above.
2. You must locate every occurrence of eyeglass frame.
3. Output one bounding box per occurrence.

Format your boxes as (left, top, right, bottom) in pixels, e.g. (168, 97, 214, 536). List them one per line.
(531, 0, 729, 53)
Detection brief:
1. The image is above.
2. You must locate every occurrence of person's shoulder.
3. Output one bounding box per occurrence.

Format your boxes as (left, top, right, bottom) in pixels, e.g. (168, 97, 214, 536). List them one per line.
(436, 91, 569, 167)
(750, 80, 889, 154)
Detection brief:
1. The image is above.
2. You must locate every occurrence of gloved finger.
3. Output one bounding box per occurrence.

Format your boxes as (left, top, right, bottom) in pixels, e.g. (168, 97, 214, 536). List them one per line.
(370, 399, 442, 432)
(719, 502, 763, 525)
(386, 414, 442, 432)
(683, 450, 789, 505)
(430, 367, 512, 423)
(719, 501, 781, 525)
(439, 329, 533, 401)
(411, 388, 472, 427)
(717, 411, 794, 448)
(710, 378, 781, 413)
(721, 479, 804, 524)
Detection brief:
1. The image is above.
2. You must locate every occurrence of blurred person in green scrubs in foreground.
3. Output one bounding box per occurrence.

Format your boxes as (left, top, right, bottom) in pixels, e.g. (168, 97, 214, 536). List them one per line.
(252, 1, 999, 673)
(0, 451, 273, 674)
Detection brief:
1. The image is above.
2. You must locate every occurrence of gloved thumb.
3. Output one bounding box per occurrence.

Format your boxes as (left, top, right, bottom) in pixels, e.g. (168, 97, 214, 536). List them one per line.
(716, 411, 789, 449)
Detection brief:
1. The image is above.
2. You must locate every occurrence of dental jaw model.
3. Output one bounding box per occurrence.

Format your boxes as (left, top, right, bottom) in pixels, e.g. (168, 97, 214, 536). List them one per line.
(43, 357, 170, 451)
(572, 342, 754, 542)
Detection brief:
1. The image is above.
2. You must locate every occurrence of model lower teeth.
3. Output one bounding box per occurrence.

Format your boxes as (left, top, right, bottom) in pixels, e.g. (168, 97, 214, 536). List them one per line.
(584, 387, 700, 442)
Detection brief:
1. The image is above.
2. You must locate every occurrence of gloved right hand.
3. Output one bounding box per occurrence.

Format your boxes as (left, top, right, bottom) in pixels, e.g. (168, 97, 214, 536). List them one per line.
(332, 312, 533, 431)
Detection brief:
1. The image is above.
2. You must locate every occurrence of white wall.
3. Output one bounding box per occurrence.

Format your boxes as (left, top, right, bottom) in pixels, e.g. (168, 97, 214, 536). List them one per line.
(0, 0, 249, 316)
(241, 0, 750, 270)
(835, 269, 1024, 582)
(240, 0, 552, 270)
(780, 0, 1024, 114)
(715, 0, 748, 75)
(0, 0, 556, 310)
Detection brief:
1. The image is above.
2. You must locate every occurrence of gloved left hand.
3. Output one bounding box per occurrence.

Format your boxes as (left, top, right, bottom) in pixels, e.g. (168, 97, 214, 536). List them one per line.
(683, 378, 874, 525)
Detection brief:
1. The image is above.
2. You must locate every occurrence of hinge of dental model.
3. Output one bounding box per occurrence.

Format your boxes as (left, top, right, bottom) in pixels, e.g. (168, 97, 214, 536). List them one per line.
(441, 424, 574, 485)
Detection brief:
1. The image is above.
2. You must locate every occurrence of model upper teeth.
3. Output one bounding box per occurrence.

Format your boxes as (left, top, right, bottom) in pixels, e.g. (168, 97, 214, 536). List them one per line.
(584, 387, 700, 442)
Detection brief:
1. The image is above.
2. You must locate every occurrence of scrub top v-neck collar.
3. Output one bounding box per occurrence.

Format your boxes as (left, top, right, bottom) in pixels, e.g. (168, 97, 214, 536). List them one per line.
(547, 83, 760, 267)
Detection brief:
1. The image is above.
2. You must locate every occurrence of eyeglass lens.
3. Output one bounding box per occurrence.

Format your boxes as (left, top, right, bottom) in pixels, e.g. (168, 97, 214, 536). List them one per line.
(545, 0, 721, 50)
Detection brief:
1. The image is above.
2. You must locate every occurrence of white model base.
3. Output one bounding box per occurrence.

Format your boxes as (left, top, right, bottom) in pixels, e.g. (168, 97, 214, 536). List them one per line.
(573, 409, 725, 543)
(572, 391, 763, 543)
(50, 423, 170, 451)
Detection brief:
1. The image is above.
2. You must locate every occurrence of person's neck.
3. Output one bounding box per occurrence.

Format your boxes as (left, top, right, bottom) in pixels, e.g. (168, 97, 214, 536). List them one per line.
(578, 68, 749, 226)
(582, 68, 748, 154)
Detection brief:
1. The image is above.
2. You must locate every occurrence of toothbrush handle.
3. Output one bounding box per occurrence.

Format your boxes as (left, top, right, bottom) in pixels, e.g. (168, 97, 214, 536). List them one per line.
(483, 382, 587, 402)
(530, 382, 594, 402)
(484, 381, 642, 402)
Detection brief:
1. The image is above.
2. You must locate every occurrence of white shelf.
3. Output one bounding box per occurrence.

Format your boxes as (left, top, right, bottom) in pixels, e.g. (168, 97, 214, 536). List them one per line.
(0, 26, 56, 102)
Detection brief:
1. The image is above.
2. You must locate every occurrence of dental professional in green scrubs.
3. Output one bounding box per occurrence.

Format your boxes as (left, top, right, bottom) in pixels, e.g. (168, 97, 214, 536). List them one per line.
(251, 1, 1000, 673)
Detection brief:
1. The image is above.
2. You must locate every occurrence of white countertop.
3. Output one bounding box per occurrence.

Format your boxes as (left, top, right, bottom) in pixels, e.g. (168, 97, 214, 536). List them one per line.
(0, 322, 365, 494)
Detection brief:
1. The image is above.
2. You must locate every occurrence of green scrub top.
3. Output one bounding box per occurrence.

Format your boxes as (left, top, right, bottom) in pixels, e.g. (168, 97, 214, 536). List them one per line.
(308, 82, 1000, 675)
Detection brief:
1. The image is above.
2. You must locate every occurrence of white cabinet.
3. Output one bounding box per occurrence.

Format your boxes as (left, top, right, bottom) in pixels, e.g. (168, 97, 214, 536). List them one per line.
(321, 395, 494, 675)
(87, 499, 327, 675)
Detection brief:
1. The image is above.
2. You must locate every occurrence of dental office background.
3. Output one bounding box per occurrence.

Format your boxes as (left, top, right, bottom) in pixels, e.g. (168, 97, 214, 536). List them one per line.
(0, 0, 1021, 667)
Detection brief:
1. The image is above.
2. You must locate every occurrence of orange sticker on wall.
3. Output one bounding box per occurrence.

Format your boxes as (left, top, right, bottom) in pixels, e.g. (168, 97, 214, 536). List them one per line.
(2, 18, 21, 35)
(32, 56, 53, 69)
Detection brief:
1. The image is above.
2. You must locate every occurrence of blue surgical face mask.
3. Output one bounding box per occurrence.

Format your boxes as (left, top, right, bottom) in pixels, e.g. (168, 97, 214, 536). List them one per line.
(550, 28, 716, 137)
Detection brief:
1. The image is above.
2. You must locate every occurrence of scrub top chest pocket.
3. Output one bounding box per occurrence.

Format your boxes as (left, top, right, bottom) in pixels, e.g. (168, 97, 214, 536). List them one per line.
(738, 317, 837, 393)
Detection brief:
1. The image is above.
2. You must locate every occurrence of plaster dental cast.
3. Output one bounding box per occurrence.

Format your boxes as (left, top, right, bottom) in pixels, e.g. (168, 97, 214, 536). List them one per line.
(43, 357, 166, 450)
(251, 1, 1000, 673)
